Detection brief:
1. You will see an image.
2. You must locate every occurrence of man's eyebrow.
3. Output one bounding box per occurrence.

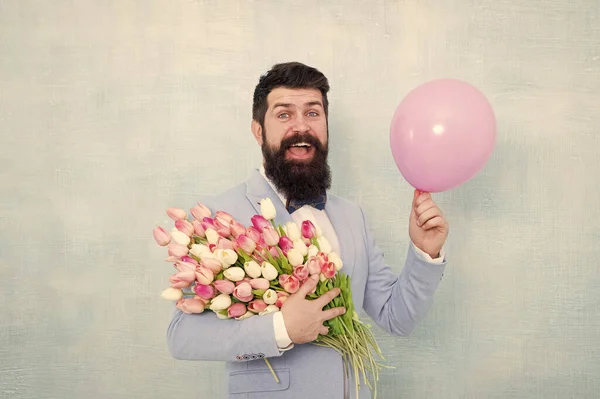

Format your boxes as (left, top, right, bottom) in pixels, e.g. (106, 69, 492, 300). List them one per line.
(272, 101, 324, 109)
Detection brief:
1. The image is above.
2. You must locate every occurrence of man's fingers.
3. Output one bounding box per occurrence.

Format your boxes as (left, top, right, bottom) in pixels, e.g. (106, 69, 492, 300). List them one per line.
(314, 287, 341, 308)
(417, 207, 441, 227)
(295, 274, 319, 298)
(414, 191, 431, 208)
(421, 216, 446, 230)
(321, 306, 347, 321)
(319, 325, 329, 336)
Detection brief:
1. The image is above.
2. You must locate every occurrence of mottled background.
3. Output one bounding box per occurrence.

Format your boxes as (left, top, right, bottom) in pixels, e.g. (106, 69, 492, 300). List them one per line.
(1, 1, 599, 398)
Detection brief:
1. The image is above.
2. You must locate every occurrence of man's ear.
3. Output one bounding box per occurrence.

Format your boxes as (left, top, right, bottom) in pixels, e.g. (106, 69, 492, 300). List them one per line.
(251, 120, 263, 145)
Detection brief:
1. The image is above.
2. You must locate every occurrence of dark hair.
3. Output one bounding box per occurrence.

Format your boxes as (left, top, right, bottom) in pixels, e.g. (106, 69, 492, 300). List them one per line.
(252, 62, 330, 127)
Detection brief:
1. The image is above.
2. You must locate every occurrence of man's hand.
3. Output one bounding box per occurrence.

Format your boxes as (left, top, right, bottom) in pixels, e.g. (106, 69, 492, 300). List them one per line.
(281, 274, 346, 344)
(409, 189, 449, 258)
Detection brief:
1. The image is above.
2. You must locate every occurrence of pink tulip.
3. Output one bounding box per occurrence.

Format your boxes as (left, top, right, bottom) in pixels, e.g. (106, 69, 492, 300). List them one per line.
(181, 256, 198, 265)
(249, 278, 270, 290)
(251, 215, 271, 231)
(276, 292, 290, 308)
(174, 261, 197, 272)
(168, 243, 189, 258)
(190, 202, 211, 221)
(195, 266, 214, 285)
(194, 284, 216, 300)
(227, 302, 247, 318)
(192, 220, 206, 237)
(248, 299, 268, 313)
(153, 226, 171, 246)
(169, 270, 196, 288)
(278, 236, 294, 256)
(301, 220, 316, 239)
(167, 208, 187, 221)
(236, 277, 252, 286)
(214, 217, 231, 237)
(293, 264, 309, 283)
(321, 262, 336, 279)
(230, 221, 246, 238)
(236, 234, 256, 254)
(175, 219, 194, 236)
(176, 297, 206, 314)
(213, 279, 235, 295)
(232, 282, 254, 302)
(279, 274, 300, 294)
(262, 225, 280, 246)
(201, 258, 223, 274)
(246, 226, 261, 243)
(317, 252, 329, 268)
(268, 246, 280, 258)
(216, 237, 235, 250)
(215, 211, 234, 225)
(201, 217, 216, 231)
(306, 257, 321, 275)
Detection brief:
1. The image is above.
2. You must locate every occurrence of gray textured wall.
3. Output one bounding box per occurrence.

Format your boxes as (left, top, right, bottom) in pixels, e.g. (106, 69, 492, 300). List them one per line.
(1, 1, 599, 398)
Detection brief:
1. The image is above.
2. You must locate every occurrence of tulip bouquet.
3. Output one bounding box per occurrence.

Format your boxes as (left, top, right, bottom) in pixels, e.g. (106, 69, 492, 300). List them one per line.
(154, 198, 387, 398)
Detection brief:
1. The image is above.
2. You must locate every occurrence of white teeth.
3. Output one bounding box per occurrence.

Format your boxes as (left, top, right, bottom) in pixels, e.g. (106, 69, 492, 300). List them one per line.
(291, 142, 311, 147)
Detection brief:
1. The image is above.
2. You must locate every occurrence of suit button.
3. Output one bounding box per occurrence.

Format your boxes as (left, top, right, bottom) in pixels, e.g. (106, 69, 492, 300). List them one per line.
(257, 353, 265, 359)
(243, 354, 250, 361)
(235, 355, 244, 361)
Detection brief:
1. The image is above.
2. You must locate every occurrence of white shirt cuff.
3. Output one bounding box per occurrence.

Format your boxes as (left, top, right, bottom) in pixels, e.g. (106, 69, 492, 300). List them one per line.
(411, 242, 445, 264)
(273, 311, 294, 351)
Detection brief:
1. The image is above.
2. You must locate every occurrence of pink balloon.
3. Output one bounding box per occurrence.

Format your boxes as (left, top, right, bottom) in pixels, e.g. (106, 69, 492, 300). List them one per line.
(389, 79, 496, 192)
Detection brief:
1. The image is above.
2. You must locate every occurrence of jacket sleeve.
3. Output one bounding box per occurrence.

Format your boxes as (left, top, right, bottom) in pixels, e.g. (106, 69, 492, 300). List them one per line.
(167, 308, 286, 361)
(360, 208, 447, 336)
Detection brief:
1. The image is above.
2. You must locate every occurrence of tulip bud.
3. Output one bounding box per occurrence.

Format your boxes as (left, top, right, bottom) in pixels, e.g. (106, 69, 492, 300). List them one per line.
(286, 248, 304, 267)
(210, 294, 232, 311)
(292, 265, 309, 283)
(205, 228, 220, 245)
(176, 297, 205, 314)
(260, 198, 277, 220)
(194, 284, 216, 300)
(262, 289, 277, 305)
(190, 202, 211, 221)
(171, 229, 191, 246)
(260, 262, 279, 281)
(191, 220, 206, 237)
(278, 236, 294, 256)
(169, 270, 196, 288)
(244, 260, 262, 279)
(223, 266, 245, 282)
(160, 287, 183, 301)
(230, 221, 246, 238)
(328, 252, 343, 271)
(307, 245, 319, 258)
(168, 243, 189, 258)
(251, 215, 271, 231)
(249, 278, 270, 290)
(227, 302, 247, 318)
(233, 282, 254, 302)
(213, 279, 235, 295)
(306, 257, 321, 276)
(216, 237, 235, 251)
(246, 227, 261, 242)
(214, 249, 238, 268)
(167, 208, 187, 221)
(175, 219, 194, 236)
(195, 266, 214, 285)
(213, 217, 231, 237)
(235, 311, 255, 320)
(248, 299, 268, 313)
(259, 305, 279, 316)
(237, 234, 256, 254)
(292, 239, 308, 256)
(301, 220, 316, 239)
(152, 226, 171, 246)
(279, 274, 300, 294)
(317, 236, 332, 254)
(189, 244, 211, 258)
(285, 222, 301, 241)
(201, 257, 223, 274)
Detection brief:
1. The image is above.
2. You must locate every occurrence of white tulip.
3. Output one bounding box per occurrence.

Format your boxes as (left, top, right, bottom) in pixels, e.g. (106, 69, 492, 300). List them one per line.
(263, 289, 277, 305)
(286, 248, 304, 267)
(315, 223, 323, 237)
(260, 198, 277, 220)
(189, 244, 211, 258)
(235, 311, 255, 320)
(328, 252, 343, 271)
(205, 228, 220, 245)
(261, 262, 279, 281)
(307, 245, 319, 257)
(160, 287, 183, 301)
(210, 294, 232, 311)
(223, 266, 245, 282)
(317, 236, 332, 254)
(292, 239, 308, 256)
(259, 305, 280, 316)
(244, 260, 262, 279)
(214, 249, 238, 268)
(171, 229, 191, 246)
(285, 222, 301, 241)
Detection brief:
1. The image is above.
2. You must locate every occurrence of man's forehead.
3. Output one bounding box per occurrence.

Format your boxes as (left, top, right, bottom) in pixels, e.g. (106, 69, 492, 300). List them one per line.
(267, 87, 323, 108)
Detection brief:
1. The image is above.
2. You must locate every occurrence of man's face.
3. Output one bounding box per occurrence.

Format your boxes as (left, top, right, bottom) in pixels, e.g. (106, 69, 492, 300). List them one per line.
(252, 87, 331, 202)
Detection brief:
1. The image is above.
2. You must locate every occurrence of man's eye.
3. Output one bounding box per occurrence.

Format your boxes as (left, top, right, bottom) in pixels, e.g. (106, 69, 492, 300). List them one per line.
(278, 113, 289, 119)
(307, 111, 319, 117)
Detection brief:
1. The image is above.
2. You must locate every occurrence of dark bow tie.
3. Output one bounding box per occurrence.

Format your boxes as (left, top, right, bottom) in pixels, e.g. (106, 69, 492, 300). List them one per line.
(286, 194, 327, 213)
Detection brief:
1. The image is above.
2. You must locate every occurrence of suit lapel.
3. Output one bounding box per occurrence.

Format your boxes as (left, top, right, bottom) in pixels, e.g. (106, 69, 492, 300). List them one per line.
(324, 198, 356, 278)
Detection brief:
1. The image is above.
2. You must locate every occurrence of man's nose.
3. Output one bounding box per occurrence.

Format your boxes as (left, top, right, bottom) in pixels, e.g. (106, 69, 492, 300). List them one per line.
(292, 115, 310, 133)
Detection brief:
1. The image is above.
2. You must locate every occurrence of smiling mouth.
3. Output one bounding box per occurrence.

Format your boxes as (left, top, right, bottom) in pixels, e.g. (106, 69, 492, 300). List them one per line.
(287, 142, 314, 159)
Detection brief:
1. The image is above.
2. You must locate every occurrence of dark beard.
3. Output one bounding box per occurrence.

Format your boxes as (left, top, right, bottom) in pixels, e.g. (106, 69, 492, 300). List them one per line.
(262, 132, 331, 202)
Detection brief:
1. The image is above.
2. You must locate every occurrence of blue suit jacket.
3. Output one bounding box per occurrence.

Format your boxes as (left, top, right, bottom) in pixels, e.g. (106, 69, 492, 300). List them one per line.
(167, 169, 446, 398)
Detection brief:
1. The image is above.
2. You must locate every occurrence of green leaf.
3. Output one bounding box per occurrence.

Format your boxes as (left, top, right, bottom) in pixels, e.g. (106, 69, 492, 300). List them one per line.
(252, 289, 266, 297)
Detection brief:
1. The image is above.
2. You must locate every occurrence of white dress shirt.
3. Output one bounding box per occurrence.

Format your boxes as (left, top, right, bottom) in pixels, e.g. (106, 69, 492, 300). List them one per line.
(258, 167, 444, 350)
